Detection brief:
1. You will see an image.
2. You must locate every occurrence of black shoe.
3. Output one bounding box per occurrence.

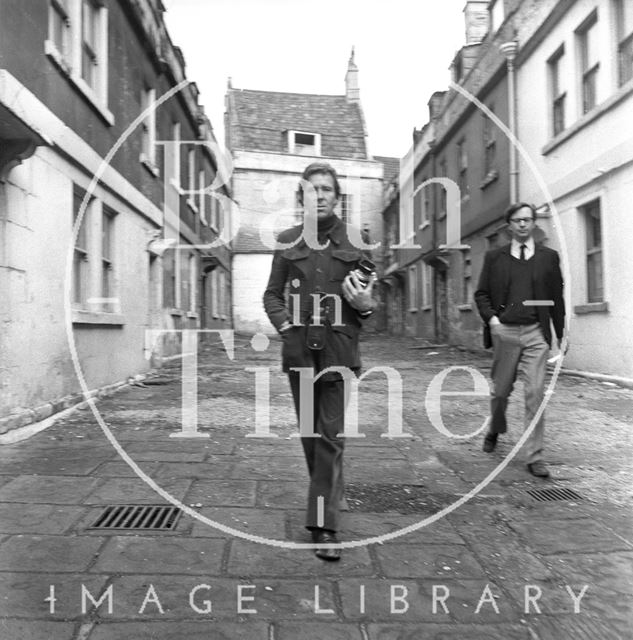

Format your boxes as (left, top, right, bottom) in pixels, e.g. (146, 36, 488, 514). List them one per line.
(312, 529, 341, 561)
(483, 433, 498, 453)
(527, 461, 550, 478)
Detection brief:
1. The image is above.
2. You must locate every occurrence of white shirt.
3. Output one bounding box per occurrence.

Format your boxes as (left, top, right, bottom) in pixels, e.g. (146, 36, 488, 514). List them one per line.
(511, 236, 535, 260)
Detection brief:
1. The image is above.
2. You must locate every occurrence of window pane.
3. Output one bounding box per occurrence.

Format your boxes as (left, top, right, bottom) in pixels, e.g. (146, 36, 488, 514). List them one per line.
(619, 32, 633, 86)
(51, 2, 67, 53)
(582, 65, 598, 113)
(73, 188, 89, 305)
(339, 194, 351, 224)
(82, 0, 97, 47)
(587, 253, 603, 302)
(584, 200, 603, 303)
(553, 94, 566, 135)
(586, 24, 598, 69)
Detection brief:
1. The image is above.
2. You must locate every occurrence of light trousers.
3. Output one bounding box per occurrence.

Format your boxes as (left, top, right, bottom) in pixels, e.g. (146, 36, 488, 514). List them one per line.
(489, 322, 550, 464)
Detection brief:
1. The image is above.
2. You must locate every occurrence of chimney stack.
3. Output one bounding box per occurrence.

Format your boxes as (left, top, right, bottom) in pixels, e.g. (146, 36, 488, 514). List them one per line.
(463, 1, 489, 44)
(345, 47, 360, 103)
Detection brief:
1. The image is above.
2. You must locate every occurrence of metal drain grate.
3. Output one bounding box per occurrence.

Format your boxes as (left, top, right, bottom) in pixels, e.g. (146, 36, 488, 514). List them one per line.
(526, 487, 583, 502)
(88, 505, 182, 531)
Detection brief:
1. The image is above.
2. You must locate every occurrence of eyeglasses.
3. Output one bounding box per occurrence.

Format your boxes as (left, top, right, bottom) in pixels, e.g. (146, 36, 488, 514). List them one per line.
(509, 217, 534, 225)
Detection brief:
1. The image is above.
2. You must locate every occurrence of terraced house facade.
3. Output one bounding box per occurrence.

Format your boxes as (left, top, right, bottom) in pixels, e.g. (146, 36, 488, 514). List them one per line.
(383, 0, 633, 380)
(0, 0, 232, 436)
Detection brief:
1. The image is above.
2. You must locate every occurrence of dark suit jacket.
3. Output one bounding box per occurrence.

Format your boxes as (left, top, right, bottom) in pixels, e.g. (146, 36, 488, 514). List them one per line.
(474, 243, 565, 348)
(263, 216, 370, 373)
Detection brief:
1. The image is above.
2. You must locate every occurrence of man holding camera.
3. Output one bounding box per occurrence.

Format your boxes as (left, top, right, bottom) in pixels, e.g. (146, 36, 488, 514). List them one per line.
(263, 162, 376, 560)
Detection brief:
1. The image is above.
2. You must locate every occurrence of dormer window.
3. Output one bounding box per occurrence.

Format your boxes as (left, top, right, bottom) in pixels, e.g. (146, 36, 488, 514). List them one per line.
(288, 130, 321, 156)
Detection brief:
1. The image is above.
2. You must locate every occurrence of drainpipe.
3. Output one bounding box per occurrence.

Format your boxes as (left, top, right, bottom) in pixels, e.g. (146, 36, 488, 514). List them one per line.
(500, 41, 519, 203)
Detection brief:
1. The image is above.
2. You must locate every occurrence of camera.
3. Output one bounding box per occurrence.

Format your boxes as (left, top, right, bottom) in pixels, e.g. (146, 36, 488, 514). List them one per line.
(351, 257, 376, 288)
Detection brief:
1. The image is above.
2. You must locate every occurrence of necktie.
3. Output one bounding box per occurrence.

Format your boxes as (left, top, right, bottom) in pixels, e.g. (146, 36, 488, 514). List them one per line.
(520, 244, 526, 261)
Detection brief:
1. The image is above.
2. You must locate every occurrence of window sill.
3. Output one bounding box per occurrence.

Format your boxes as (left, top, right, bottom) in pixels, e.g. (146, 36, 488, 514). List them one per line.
(574, 301, 609, 314)
(542, 79, 633, 156)
(186, 311, 198, 319)
(422, 305, 432, 312)
(480, 169, 498, 189)
(169, 308, 184, 317)
(408, 308, 418, 313)
(45, 40, 114, 126)
(457, 304, 473, 312)
(140, 154, 160, 177)
(418, 220, 430, 231)
(72, 310, 124, 325)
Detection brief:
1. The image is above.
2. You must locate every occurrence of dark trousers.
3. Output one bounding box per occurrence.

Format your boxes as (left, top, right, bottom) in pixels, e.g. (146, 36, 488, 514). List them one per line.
(288, 369, 346, 533)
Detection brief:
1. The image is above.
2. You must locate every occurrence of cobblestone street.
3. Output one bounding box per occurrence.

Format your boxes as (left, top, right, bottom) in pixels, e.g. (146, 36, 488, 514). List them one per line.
(0, 334, 631, 639)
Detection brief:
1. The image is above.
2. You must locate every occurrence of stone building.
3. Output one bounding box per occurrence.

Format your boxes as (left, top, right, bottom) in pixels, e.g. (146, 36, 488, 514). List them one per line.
(224, 51, 386, 334)
(516, 0, 633, 379)
(385, 0, 633, 381)
(0, 0, 231, 436)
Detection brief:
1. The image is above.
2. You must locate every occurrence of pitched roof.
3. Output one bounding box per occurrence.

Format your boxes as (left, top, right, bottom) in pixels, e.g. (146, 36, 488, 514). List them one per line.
(227, 88, 368, 159)
(374, 155, 400, 184)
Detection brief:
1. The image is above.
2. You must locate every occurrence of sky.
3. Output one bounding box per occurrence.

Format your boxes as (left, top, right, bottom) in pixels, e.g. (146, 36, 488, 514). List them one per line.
(162, 0, 467, 159)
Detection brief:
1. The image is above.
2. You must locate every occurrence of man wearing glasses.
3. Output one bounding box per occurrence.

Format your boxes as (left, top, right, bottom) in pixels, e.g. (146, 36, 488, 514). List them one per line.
(474, 203, 565, 478)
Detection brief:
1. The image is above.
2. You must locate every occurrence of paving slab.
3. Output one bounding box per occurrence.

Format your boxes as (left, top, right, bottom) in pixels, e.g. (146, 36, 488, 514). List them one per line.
(275, 622, 364, 640)
(226, 540, 374, 578)
(0, 476, 101, 505)
(256, 480, 306, 509)
(184, 479, 257, 507)
(527, 614, 624, 640)
(100, 576, 336, 620)
(121, 440, 234, 455)
(0, 535, 105, 572)
(340, 513, 467, 546)
(544, 550, 633, 594)
(345, 461, 420, 484)
(82, 477, 192, 504)
(86, 620, 270, 639)
(468, 540, 555, 582)
(0, 620, 77, 640)
(0, 455, 108, 476)
(230, 457, 307, 481)
(0, 572, 108, 618)
(506, 517, 633, 554)
(0, 503, 87, 535)
(90, 536, 225, 574)
(234, 440, 306, 457)
(153, 460, 234, 479)
(189, 506, 287, 539)
(365, 622, 533, 639)
(374, 544, 488, 579)
(87, 461, 161, 478)
(338, 579, 452, 623)
(415, 580, 518, 624)
(117, 449, 208, 463)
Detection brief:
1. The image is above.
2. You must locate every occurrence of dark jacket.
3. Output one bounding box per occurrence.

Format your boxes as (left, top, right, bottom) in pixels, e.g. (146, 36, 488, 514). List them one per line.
(474, 243, 565, 348)
(263, 216, 370, 373)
